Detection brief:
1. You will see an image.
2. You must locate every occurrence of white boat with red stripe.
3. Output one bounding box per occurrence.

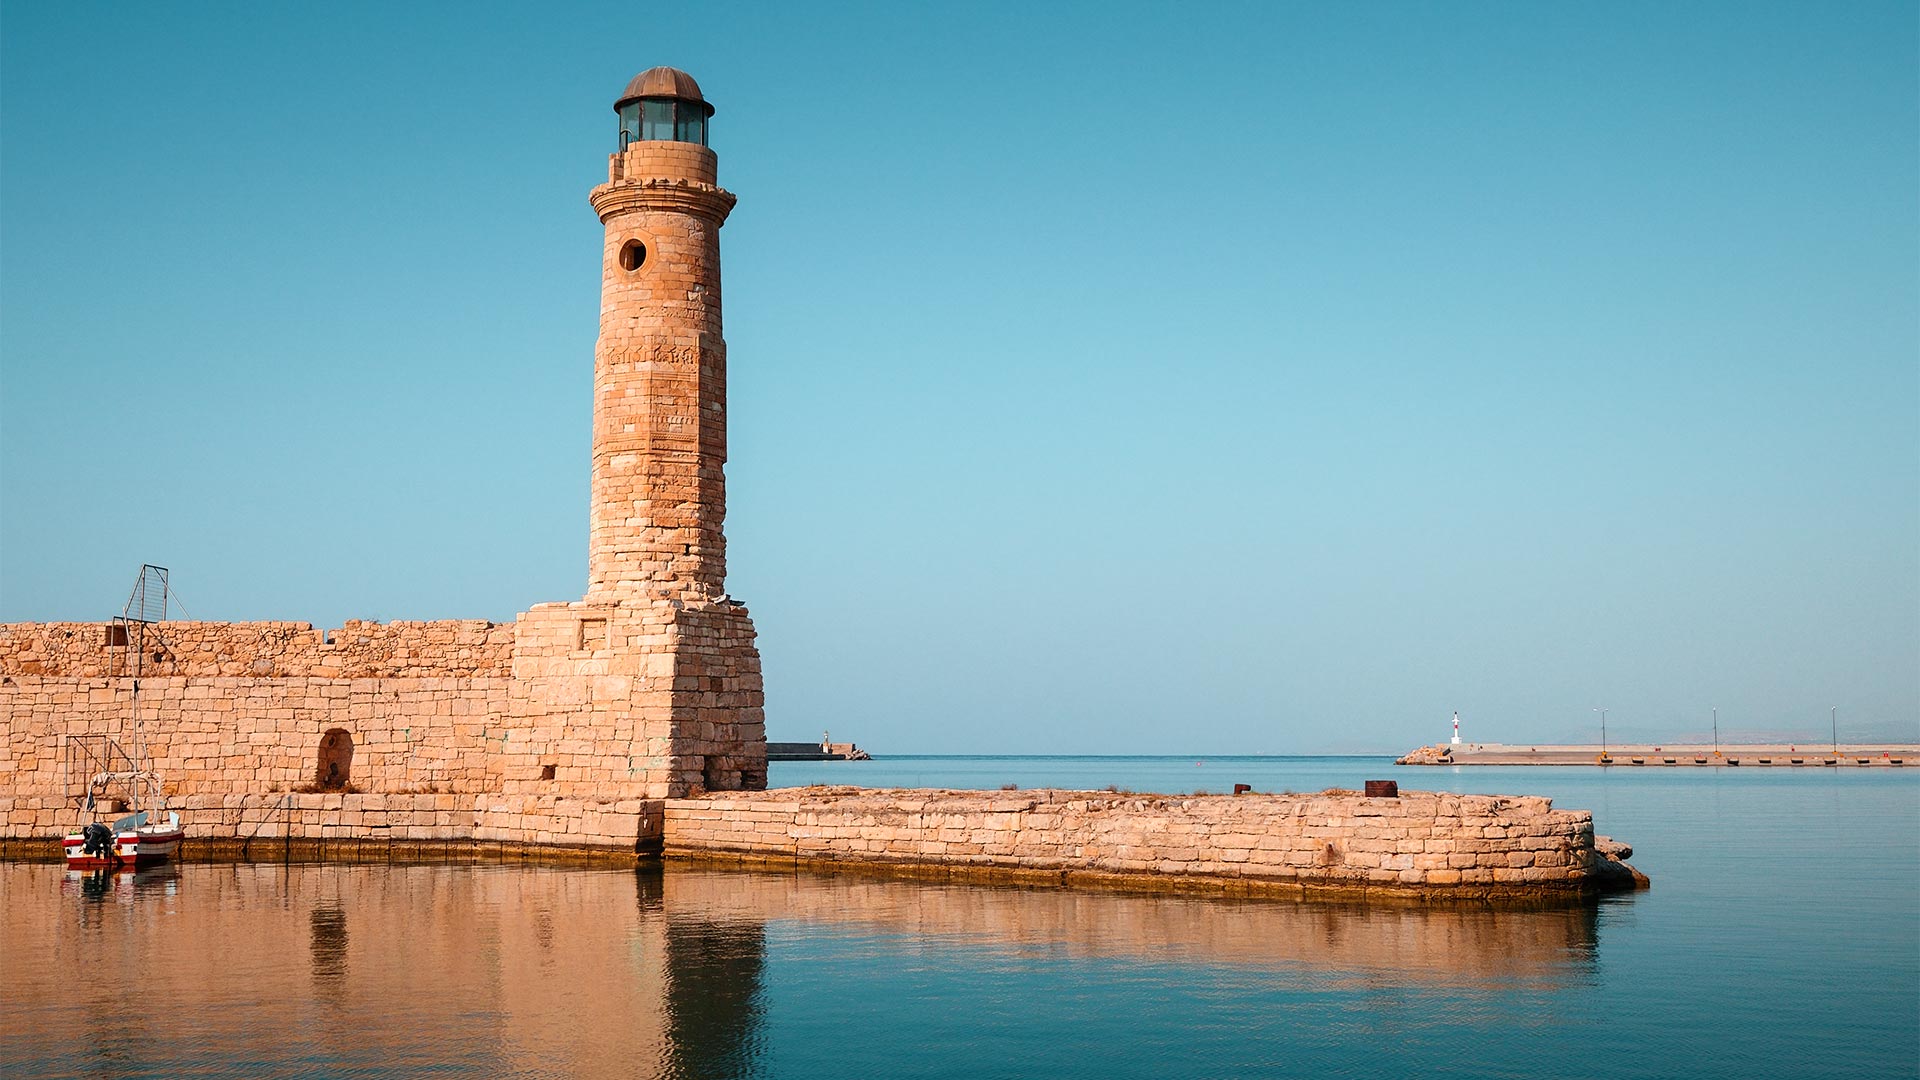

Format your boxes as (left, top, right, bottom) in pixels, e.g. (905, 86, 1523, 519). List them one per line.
(63, 810, 185, 870)
(59, 566, 190, 872)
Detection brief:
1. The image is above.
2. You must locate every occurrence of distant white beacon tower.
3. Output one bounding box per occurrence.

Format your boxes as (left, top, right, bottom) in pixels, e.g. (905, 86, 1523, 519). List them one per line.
(1452, 711, 1462, 745)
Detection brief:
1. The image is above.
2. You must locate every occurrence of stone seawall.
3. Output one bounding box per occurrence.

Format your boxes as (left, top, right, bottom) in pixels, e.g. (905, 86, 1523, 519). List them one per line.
(0, 620, 513, 679)
(2, 784, 1646, 899)
(3, 783, 1646, 901)
(2, 604, 767, 808)
(662, 787, 1644, 900)
(0, 792, 659, 860)
(5, 676, 513, 797)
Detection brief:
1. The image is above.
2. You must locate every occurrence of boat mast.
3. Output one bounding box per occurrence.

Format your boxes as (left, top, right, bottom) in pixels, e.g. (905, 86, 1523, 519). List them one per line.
(130, 625, 140, 820)
(119, 565, 170, 826)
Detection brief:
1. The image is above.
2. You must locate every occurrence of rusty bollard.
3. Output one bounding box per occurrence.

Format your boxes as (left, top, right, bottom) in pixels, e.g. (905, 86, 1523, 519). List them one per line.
(1364, 780, 1399, 798)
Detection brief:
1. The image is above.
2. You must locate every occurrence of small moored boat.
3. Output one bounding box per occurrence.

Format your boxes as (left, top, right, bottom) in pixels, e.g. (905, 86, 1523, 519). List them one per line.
(63, 811, 185, 870)
(59, 565, 189, 872)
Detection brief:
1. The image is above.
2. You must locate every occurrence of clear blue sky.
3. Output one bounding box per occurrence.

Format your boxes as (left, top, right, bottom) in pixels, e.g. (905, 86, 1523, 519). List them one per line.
(3, 3, 1915, 752)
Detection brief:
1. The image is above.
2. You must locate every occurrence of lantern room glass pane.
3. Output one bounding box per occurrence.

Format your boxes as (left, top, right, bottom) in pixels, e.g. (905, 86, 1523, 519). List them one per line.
(642, 100, 674, 140)
(675, 108, 706, 146)
(617, 103, 640, 148)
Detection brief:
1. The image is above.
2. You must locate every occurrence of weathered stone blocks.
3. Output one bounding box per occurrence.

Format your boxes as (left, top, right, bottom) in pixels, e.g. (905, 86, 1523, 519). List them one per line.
(661, 787, 1643, 900)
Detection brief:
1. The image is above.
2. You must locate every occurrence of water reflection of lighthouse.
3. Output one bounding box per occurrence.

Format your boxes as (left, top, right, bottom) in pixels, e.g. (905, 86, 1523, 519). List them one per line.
(1452, 711, 1462, 745)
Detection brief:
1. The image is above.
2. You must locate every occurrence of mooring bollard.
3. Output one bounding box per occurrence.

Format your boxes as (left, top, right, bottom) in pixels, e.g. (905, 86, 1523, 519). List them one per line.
(1364, 780, 1398, 798)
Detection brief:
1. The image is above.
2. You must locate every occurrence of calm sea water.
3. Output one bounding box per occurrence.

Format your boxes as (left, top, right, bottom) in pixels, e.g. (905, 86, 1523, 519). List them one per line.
(3, 755, 1914, 1079)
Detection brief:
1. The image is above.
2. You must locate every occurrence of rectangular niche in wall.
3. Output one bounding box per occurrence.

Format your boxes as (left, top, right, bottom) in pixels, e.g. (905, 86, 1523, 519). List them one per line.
(577, 618, 608, 651)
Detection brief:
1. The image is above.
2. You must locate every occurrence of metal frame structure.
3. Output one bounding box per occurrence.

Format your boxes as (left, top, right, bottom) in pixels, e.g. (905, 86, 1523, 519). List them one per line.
(66, 565, 175, 813)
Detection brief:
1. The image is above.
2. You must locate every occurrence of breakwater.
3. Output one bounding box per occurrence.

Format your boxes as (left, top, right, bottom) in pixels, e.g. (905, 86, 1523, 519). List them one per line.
(1398, 742, 1915, 766)
(662, 786, 1646, 901)
(767, 740, 870, 761)
(1, 785, 1646, 900)
(0, 792, 662, 862)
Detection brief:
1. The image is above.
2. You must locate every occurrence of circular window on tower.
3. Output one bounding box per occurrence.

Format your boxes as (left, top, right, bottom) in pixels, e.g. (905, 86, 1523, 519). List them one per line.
(619, 239, 647, 272)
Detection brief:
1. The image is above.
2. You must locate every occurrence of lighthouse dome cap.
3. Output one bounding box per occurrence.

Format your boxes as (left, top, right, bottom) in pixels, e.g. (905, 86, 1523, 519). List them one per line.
(615, 67, 714, 115)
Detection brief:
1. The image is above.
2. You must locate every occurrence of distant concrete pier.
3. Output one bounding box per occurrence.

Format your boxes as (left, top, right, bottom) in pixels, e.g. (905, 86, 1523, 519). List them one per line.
(766, 740, 871, 762)
(1397, 743, 1916, 767)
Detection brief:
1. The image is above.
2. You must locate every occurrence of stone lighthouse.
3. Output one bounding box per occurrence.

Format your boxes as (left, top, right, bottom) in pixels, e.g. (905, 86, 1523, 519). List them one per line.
(589, 67, 734, 600)
(508, 67, 767, 803)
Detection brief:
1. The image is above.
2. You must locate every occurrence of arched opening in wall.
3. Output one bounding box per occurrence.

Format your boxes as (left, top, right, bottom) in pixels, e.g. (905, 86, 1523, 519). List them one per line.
(316, 729, 354, 792)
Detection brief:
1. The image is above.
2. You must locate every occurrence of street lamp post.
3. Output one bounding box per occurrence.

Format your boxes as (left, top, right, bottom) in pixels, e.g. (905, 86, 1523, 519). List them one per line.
(1594, 708, 1608, 760)
(1831, 706, 1838, 755)
(1712, 707, 1719, 755)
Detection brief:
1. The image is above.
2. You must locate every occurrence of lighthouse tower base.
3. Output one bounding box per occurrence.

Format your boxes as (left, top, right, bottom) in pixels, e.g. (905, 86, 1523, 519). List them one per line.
(507, 599, 766, 801)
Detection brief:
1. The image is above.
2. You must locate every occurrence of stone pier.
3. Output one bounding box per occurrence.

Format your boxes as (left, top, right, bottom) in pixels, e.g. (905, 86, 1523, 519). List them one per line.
(3, 783, 1647, 901)
(663, 786, 1644, 901)
(1399, 742, 1915, 767)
